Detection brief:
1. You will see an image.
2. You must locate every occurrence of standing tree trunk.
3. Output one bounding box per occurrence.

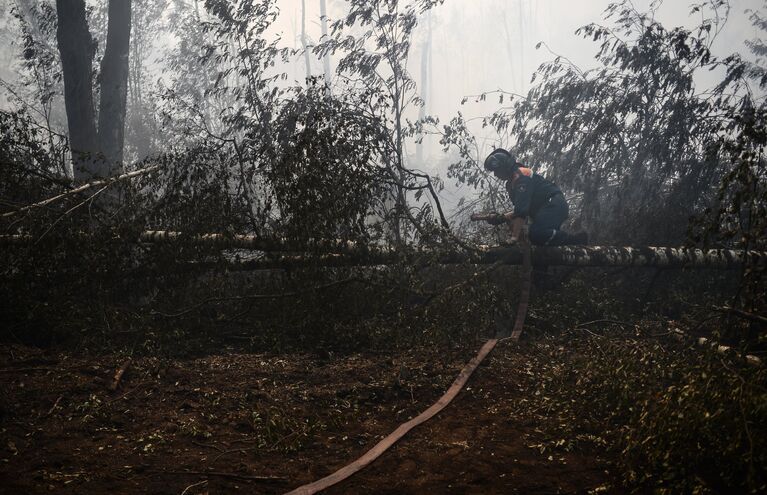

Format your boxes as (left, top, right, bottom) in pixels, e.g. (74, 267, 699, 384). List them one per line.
(56, 0, 131, 180)
(56, 0, 98, 180)
(301, 0, 312, 81)
(97, 0, 132, 172)
(319, 0, 331, 93)
(416, 10, 431, 164)
(517, 0, 525, 92)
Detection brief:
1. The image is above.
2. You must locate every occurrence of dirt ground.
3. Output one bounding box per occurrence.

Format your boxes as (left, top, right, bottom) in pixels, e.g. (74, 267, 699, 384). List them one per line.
(0, 340, 615, 494)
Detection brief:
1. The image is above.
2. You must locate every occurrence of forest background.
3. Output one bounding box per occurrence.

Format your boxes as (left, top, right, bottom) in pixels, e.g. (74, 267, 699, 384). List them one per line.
(0, 0, 766, 493)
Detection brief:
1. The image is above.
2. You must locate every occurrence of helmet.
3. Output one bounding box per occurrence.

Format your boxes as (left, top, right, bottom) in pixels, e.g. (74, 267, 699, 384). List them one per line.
(484, 148, 517, 173)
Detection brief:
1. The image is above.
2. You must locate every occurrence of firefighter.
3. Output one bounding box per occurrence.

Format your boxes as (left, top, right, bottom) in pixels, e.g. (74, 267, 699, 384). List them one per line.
(483, 148, 588, 245)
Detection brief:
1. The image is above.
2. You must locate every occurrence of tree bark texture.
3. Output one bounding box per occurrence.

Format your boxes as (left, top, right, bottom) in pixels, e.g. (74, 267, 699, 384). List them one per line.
(319, 0, 331, 92)
(3, 229, 764, 270)
(482, 245, 762, 269)
(56, 0, 131, 180)
(56, 0, 98, 180)
(97, 0, 132, 171)
(134, 231, 765, 270)
(138, 230, 363, 255)
(301, 0, 311, 80)
(416, 10, 430, 163)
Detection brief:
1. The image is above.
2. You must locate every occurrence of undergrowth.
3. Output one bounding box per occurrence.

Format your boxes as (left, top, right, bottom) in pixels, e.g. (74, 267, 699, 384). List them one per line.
(518, 269, 766, 494)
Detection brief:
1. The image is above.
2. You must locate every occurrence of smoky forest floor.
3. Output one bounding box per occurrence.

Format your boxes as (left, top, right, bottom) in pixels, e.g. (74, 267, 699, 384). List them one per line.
(0, 338, 617, 494)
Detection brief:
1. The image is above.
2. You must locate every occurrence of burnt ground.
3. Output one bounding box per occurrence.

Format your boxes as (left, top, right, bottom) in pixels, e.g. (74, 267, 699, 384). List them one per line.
(0, 340, 615, 494)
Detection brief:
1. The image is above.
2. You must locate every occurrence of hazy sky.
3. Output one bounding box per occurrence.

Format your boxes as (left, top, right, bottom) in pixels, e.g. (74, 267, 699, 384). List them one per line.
(279, 0, 764, 159)
(264, 0, 765, 210)
(1, 0, 762, 170)
(0, 0, 760, 214)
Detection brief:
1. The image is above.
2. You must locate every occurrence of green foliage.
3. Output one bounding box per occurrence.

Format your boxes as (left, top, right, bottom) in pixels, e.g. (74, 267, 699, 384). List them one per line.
(316, 0, 449, 242)
(442, 0, 765, 252)
(268, 81, 388, 241)
(688, 1, 767, 315)
(0, 0, 478, 354)
(568, 334, 766, 493)
(518, 268, 766, 494)
(1, 3, 765, 492)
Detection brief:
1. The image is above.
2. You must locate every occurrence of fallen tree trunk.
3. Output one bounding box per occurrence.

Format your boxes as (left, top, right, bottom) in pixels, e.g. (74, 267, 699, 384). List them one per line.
(138, 230, 362, 254)
(482, 245, 763, 269)
(136, 232, 767, 269)
(2, 230, 764, 269)
(213, 245, 764, 270)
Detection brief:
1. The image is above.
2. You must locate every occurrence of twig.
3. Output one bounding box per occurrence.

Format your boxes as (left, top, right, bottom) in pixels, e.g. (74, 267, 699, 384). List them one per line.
(34, 184, 110, 244)
(580, 328, 603, 338)
(270, 430, 300, 449)
(110, 358, 132, 391)
(212, 446, 259, 462)
(159, 470, 285, 482)
(574, 319, 634, 329)
(712, 306, 767, 325)
(0, 367, 57, 373)
(180, 479, 207, 495)
(192, 441, 225, 452)
(46, 396, 63, 416)
(106, 382, 147, 404)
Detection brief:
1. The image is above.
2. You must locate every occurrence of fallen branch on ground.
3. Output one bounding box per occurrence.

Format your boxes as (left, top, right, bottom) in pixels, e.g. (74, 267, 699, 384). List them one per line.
(45, 396, 62, 416)
(575, 319, 636, 329)
(180, 480, 208, 495)
(712, 306, 767, 325)
(109, 358, 132, 391)
(671, 329, 762, 367)
(158, 470, 285, 482)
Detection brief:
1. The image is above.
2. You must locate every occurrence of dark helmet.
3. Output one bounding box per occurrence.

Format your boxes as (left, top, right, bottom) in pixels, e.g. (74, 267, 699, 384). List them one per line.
(484, 148, 517, 173)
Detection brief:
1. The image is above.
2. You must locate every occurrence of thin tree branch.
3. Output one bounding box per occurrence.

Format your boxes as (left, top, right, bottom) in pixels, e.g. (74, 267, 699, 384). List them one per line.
(2, 163, 160, 218)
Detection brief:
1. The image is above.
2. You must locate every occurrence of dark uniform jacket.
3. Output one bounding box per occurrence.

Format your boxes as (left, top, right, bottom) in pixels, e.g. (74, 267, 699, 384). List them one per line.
(505, 167, 562, 218)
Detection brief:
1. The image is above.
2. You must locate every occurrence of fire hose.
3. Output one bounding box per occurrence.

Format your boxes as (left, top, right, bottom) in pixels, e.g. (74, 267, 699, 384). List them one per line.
(285, 217, 532, 494)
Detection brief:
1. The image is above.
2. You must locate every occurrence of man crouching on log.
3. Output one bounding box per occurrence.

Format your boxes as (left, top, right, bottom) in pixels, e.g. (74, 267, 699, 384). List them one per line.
(479, 148, 588, 246)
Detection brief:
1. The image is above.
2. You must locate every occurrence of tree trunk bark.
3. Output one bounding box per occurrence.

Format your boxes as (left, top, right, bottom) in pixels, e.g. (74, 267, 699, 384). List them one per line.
(132, 231, 764, 270)
(301, 0, 312, 81)
(416, 11, 430, 164)
(97, 0, 132, 173)
(3, 229, 764, 270)
(482, 245, 760, 269)
(56, 0, 98, 181)
(319, 0, 331, 93)
(518, 0, 525, 92)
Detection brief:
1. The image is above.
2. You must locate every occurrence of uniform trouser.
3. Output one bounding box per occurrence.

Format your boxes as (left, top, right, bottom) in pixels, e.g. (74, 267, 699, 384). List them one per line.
(528, 193, 574, 246)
